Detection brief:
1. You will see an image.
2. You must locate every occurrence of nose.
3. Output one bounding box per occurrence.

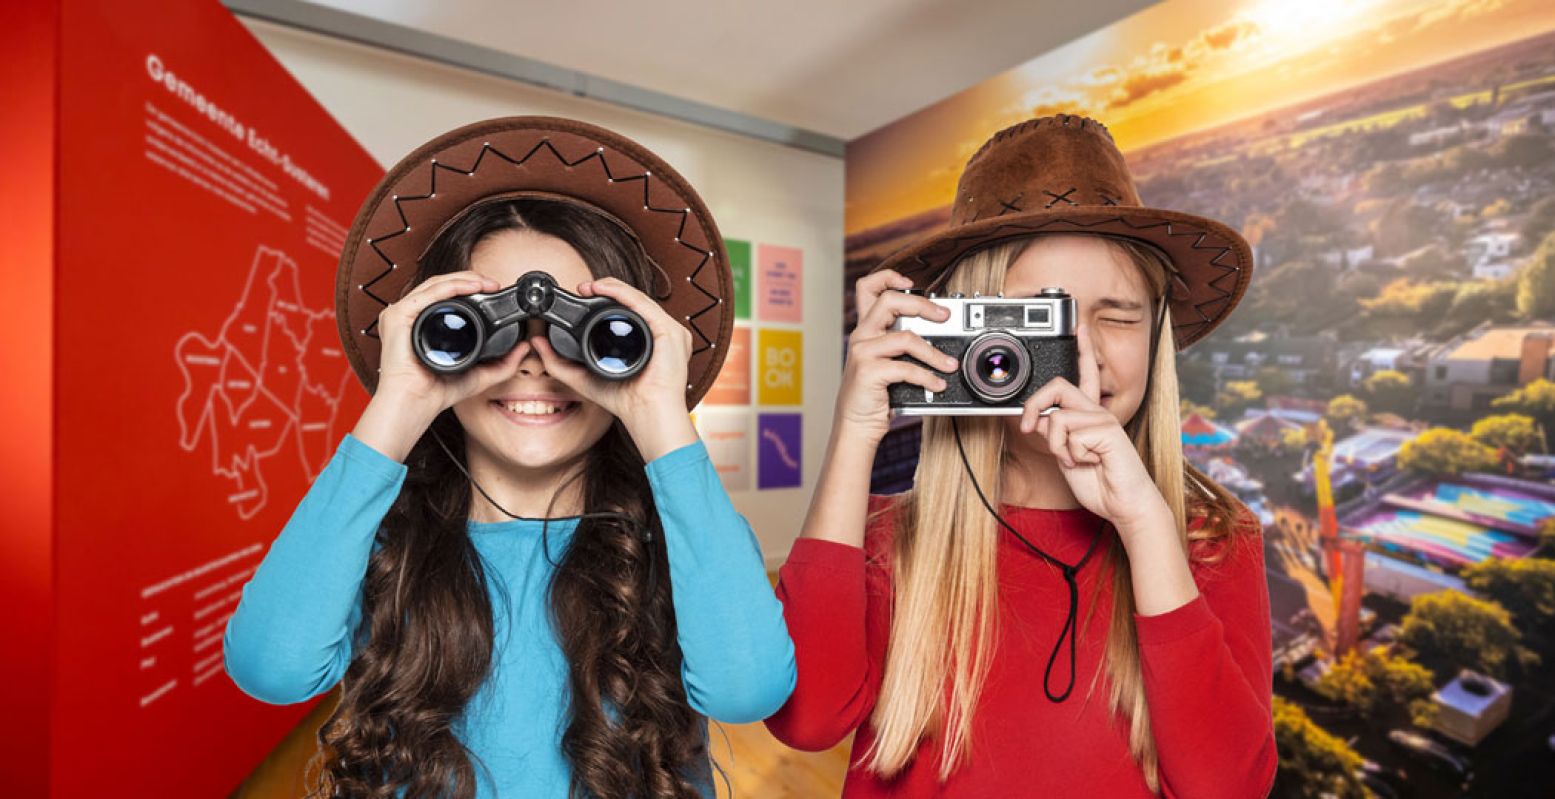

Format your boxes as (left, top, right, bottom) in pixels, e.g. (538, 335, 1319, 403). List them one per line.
(517, 318, 549, 377)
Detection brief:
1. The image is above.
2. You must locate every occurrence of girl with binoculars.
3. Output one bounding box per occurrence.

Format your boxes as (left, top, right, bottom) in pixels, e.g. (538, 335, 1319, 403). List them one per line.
(223, 117, 795, 799)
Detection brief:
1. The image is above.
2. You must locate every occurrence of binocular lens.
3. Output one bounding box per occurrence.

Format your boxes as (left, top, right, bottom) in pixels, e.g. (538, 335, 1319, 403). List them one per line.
(419, 305, 480, 368)
(586, 313, 650, 376)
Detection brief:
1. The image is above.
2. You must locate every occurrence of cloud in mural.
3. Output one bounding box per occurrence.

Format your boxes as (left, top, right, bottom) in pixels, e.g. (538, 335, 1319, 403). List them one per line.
(173, 245, 352, 519)
(1070, 19, 1264, 111)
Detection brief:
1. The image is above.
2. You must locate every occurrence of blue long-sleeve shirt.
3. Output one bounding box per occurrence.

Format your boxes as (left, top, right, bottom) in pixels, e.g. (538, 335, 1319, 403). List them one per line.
(224, 432, 796, 797)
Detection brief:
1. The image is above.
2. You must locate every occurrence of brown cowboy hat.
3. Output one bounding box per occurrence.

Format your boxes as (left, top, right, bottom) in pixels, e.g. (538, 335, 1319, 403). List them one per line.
(336, 116, 734, 407)
(874, 114, 1252, 351)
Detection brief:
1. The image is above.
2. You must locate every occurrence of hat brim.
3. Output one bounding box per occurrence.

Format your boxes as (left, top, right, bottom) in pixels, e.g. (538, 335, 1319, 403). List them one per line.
(336, 116, 733, 407)
(873, 206, 1253, 351)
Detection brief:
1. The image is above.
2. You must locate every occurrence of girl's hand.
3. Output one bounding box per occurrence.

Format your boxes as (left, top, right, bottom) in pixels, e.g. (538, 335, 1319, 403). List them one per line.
(375, 272, 533, 410)
(530, 277, 696, 460)
(356, 272, 531, 461)
(1018, 321, 1169, 538)
(836, 269, 959, 444)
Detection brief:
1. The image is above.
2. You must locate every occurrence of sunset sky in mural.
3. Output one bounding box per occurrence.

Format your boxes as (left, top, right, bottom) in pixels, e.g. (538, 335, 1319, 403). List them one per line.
(846, 0, 1555, 235)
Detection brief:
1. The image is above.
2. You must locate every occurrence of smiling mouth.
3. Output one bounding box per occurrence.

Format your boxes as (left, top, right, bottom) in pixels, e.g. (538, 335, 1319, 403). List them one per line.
(491, 399, 579, 424)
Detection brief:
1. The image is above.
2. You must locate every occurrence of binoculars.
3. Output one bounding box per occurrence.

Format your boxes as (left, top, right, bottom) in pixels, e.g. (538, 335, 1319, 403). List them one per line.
(411, 271, 653, 379)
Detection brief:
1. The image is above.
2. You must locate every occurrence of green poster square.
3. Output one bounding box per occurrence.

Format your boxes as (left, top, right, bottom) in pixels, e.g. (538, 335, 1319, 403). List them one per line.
(726, 239, 752, 320)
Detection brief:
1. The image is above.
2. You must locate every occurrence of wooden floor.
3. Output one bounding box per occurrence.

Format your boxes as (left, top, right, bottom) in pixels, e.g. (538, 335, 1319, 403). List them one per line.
(228, 688, 852, 798)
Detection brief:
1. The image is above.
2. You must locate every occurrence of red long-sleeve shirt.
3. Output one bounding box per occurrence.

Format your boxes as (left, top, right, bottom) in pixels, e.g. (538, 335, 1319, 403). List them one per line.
(764, 497, 1277, 797)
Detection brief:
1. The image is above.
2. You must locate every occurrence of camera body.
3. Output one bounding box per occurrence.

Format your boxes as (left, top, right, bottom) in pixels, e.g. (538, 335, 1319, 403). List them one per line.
(411, 271, 653, 379)
(886, 287, 1078, 415)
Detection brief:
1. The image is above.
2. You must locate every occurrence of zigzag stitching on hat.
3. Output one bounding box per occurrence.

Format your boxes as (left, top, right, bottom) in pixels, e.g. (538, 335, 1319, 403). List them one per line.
(357, 138, 724, 357)
(680, 247, 720, 352)
(1088, 218, 1239, 329)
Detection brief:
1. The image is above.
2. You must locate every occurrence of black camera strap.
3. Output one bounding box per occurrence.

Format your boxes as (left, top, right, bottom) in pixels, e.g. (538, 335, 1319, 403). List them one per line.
(951, 417, 1105, 703)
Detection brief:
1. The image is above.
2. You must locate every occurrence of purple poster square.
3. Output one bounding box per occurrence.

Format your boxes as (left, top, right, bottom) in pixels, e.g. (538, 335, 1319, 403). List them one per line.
(757, 413, 802, 490)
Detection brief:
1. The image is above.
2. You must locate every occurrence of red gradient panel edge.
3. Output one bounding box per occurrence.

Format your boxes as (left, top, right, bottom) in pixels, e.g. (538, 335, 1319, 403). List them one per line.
(53, 1, 381, 795)
(0, 0, 57, 792)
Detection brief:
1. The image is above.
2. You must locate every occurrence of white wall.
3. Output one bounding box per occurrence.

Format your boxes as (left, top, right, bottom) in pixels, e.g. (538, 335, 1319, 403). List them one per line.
(243, 18, 843, 566)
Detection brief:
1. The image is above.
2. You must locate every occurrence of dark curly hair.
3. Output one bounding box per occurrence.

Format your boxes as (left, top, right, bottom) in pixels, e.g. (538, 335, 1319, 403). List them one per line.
(307, 198, 708, 798)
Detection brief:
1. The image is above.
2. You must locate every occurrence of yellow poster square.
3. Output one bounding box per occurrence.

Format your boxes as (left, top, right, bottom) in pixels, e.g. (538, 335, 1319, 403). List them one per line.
(756, 329, 803, 406)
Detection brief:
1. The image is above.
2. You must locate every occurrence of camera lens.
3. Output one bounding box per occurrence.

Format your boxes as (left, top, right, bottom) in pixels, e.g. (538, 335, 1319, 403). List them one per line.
(415, 302, 481, 369)
(978, 349, 1017, 386)
(962, 332, 1030, 404)
(584, 311, 651, 377)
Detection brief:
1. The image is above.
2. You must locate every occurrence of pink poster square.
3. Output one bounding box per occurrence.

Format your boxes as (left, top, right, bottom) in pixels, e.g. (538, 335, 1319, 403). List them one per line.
(757, 244, 803, 323)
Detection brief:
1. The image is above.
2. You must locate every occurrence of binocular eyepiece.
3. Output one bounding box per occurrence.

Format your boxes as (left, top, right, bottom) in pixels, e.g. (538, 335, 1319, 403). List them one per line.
(411, 271, 653, 380)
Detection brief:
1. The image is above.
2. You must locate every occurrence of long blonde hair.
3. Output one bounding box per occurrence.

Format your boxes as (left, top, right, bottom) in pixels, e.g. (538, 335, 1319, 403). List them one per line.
(863, 235, 1245, 791)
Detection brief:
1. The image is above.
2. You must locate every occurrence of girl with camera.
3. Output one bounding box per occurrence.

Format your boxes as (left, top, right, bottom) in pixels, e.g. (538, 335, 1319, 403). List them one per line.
(223, 117, 795, 799)
(765, 115, 1277, 797)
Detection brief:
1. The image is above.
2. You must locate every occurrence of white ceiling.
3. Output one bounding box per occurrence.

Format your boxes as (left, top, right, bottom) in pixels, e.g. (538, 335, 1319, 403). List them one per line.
(295, 0, 1155, 141)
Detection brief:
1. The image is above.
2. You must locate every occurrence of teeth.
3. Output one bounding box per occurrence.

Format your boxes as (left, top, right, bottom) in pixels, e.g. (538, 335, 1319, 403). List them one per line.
(503, 401, 564, 416)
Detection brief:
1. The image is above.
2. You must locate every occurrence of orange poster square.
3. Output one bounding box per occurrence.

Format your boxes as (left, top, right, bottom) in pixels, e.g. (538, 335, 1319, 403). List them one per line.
(704, 326, 751, 405)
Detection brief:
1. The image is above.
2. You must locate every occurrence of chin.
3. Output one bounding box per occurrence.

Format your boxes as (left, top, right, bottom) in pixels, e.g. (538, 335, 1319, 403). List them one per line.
(456, 398, 614, 471)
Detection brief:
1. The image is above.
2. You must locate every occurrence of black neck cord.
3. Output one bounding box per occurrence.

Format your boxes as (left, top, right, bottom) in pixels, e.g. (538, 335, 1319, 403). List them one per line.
(428, 427, 657, 587)
(951, 417, 1105, 703)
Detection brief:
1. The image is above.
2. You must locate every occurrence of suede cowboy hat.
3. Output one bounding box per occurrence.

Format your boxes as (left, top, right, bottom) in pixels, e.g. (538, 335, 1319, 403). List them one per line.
(873, 113, 1253, 351)
(336, 116, 735, 407)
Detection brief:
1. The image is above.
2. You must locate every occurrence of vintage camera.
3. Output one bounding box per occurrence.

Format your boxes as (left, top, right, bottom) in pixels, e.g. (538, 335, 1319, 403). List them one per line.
(412, 271, 652, 379)
(886, 287, 1078, 415)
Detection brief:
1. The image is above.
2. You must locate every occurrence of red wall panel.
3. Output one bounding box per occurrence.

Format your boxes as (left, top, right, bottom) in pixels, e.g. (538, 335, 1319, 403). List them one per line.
(42, 1, 382, 795)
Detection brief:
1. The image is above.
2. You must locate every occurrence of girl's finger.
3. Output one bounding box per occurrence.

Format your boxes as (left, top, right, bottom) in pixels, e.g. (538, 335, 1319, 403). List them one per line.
(1020, 394, 1056, 433)
(1076, 322, 1101, 405)
(530, 335, 593, 392)
(853, 331, 959, 374)
(1044, 411, 1075, 468)
(856, 290, 952, 338)
(1026, 376, 1090, 418)
(872, 360, 949, 394)
(854, 270, 913, 320)
(393, 274, 498, 321)
(1068, 429, 1098, 466)
(575, 278, 678, 340)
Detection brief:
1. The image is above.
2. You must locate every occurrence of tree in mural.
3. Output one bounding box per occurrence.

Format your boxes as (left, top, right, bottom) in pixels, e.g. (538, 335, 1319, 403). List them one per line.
(1398, 428, 1501, 475)
(1491, 378, 1555, 451)
(1325, 394, 1368, 435)
(1470, 413, 1542, 460)
(1313, 647, 1438, 729)
(1181, 400, 1217, 420)
(1217, 380, 1263, 419)
(1271, 696, 1366, 799)
(1360, 369, 1415, 416)
(1396, 590, 1538, 682)
(1461, 557, 1555, 641)
(1516, 232, 1555, 318)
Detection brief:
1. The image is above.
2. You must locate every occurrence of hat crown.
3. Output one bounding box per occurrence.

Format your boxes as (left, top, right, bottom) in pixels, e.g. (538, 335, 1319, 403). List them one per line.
(336, 116, 734, 406)
(951, 114, 1142, 227)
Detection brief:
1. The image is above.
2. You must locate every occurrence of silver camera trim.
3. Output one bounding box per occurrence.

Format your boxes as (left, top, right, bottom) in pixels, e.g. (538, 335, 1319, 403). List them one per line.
(889, 288, 1075, 338)
(886, 287, 1076, 416)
